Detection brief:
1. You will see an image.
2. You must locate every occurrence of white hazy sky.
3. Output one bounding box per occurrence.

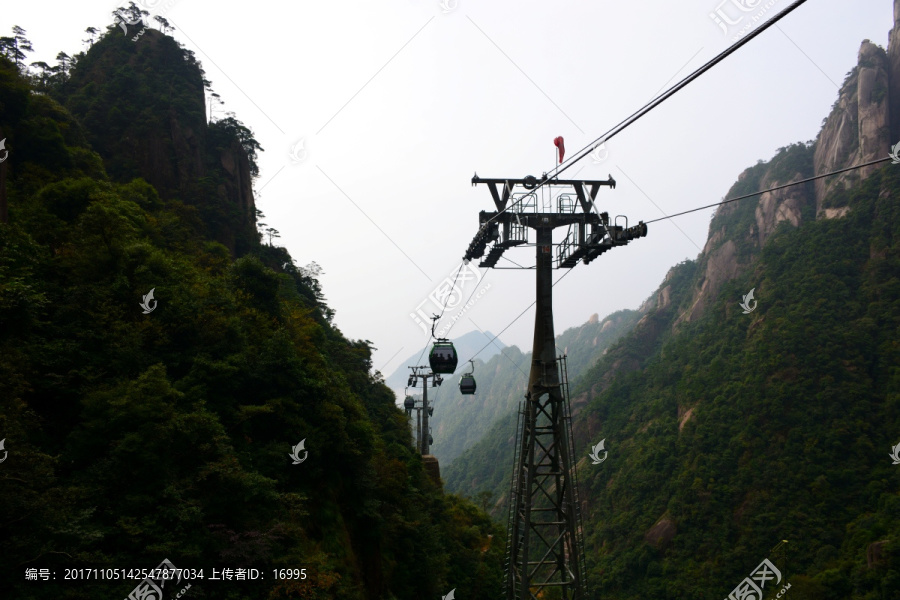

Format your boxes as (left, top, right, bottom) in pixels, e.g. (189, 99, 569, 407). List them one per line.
(5, 0, 893, 377)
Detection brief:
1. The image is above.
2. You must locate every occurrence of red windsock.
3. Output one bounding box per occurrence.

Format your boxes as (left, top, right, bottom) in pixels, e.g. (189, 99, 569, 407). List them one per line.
(554, 136, 565, 164)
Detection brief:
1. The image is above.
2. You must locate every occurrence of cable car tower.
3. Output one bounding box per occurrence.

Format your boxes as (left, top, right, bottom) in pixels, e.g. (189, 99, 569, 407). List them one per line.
(406, 365, 442, 455)
(464, 168, 648, 599)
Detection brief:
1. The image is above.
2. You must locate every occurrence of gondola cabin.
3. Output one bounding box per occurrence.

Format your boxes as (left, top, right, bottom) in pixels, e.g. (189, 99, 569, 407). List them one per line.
(459, 359, 477, 395)
(429, 339, 458, 374)
(459, 374, 476, 395)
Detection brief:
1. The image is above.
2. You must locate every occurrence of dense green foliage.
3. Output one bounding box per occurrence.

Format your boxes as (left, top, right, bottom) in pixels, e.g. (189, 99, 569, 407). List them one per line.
(53, 26, 260, 256)
(0, 28, 501, 600)
(441, 147, 900, 599)
(570, 164, 900, 599)
(5, 11, 900, 600)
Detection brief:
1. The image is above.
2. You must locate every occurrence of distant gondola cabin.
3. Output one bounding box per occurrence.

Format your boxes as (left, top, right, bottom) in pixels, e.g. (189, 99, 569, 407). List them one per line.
(459, 374, 476, 395)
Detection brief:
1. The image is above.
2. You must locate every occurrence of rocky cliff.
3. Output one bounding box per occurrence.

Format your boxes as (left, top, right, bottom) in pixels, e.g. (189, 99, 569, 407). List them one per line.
(570, 0, 900, 427)
(676, 0, 900, 324)
(888, 0, 900, 140)
(58, 28, 257, 255)
(814, 40, 891, 215)
(675, 2, 900, 328)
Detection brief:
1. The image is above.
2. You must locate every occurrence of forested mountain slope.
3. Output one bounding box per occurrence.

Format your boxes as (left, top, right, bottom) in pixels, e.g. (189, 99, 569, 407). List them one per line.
(442, 13, 900, 600)
(573, 163, 900, 599)
(0, 20, 501, 600)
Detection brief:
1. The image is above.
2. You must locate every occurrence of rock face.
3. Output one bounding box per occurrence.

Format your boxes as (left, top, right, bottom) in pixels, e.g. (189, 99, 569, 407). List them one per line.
(577, 2, 900, 424)
(866, 540, 890, 568)
(677, 239, 741, 324)
(678, 405, 695, 432)
(754, 172, 805, 246)
(62, 29, 258, 255)
(813, 40, 891, 216)
(644, 518, 676, 551)
(217, 137, 257, 251)
(676, 7, 900, 326)
(657, 285, 671, 310)
(889, 0, 900, 140)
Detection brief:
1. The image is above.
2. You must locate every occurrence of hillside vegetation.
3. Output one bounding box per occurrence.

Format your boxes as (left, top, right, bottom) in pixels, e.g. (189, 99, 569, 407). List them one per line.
(0, 21, 501, 600)
(571, 163, 900, 599)
(441, 60, 900, 600)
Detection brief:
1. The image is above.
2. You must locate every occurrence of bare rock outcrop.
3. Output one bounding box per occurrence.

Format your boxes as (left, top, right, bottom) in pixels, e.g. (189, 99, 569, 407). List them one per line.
(754, 172, 805, 246)
(678, 405, 696, 432)
(889, 0, 900, 140)
(676, 239, 740, 324)
(645, 518, 676, 551)
(814, 40, 891, 216)
(867, 540, 890, 569)
(657, 285, 672, 310)
(219, 137, 257, 238)
(673, 25, 900, 325)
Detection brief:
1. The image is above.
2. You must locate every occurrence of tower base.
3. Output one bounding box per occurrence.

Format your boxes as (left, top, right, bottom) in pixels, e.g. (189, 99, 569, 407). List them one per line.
(422, 454, 441, 484)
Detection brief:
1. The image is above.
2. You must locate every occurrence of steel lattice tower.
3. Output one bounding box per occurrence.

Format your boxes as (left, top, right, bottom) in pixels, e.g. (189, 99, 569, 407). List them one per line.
(406, 365, 442, 455)
(463, 172, 647, 599)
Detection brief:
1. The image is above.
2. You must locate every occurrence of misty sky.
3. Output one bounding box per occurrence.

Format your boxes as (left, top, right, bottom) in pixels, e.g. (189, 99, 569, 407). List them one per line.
(5, 0, 893, 379)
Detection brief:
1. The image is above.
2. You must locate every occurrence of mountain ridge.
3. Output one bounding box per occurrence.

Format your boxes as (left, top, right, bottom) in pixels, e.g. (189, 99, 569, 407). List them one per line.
(443, 4, 900, 597)
(0, 18, 503, 600)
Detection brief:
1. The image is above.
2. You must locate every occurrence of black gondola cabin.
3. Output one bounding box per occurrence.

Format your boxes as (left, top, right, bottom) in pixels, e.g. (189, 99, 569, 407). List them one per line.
(459, 359, 476, 395)
(429, 339, 458, 374)
(459, 374, 476, 395)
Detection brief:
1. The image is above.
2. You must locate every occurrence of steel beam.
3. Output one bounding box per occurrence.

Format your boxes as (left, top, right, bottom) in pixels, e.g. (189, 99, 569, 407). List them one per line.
(506, 228, 584, 600)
